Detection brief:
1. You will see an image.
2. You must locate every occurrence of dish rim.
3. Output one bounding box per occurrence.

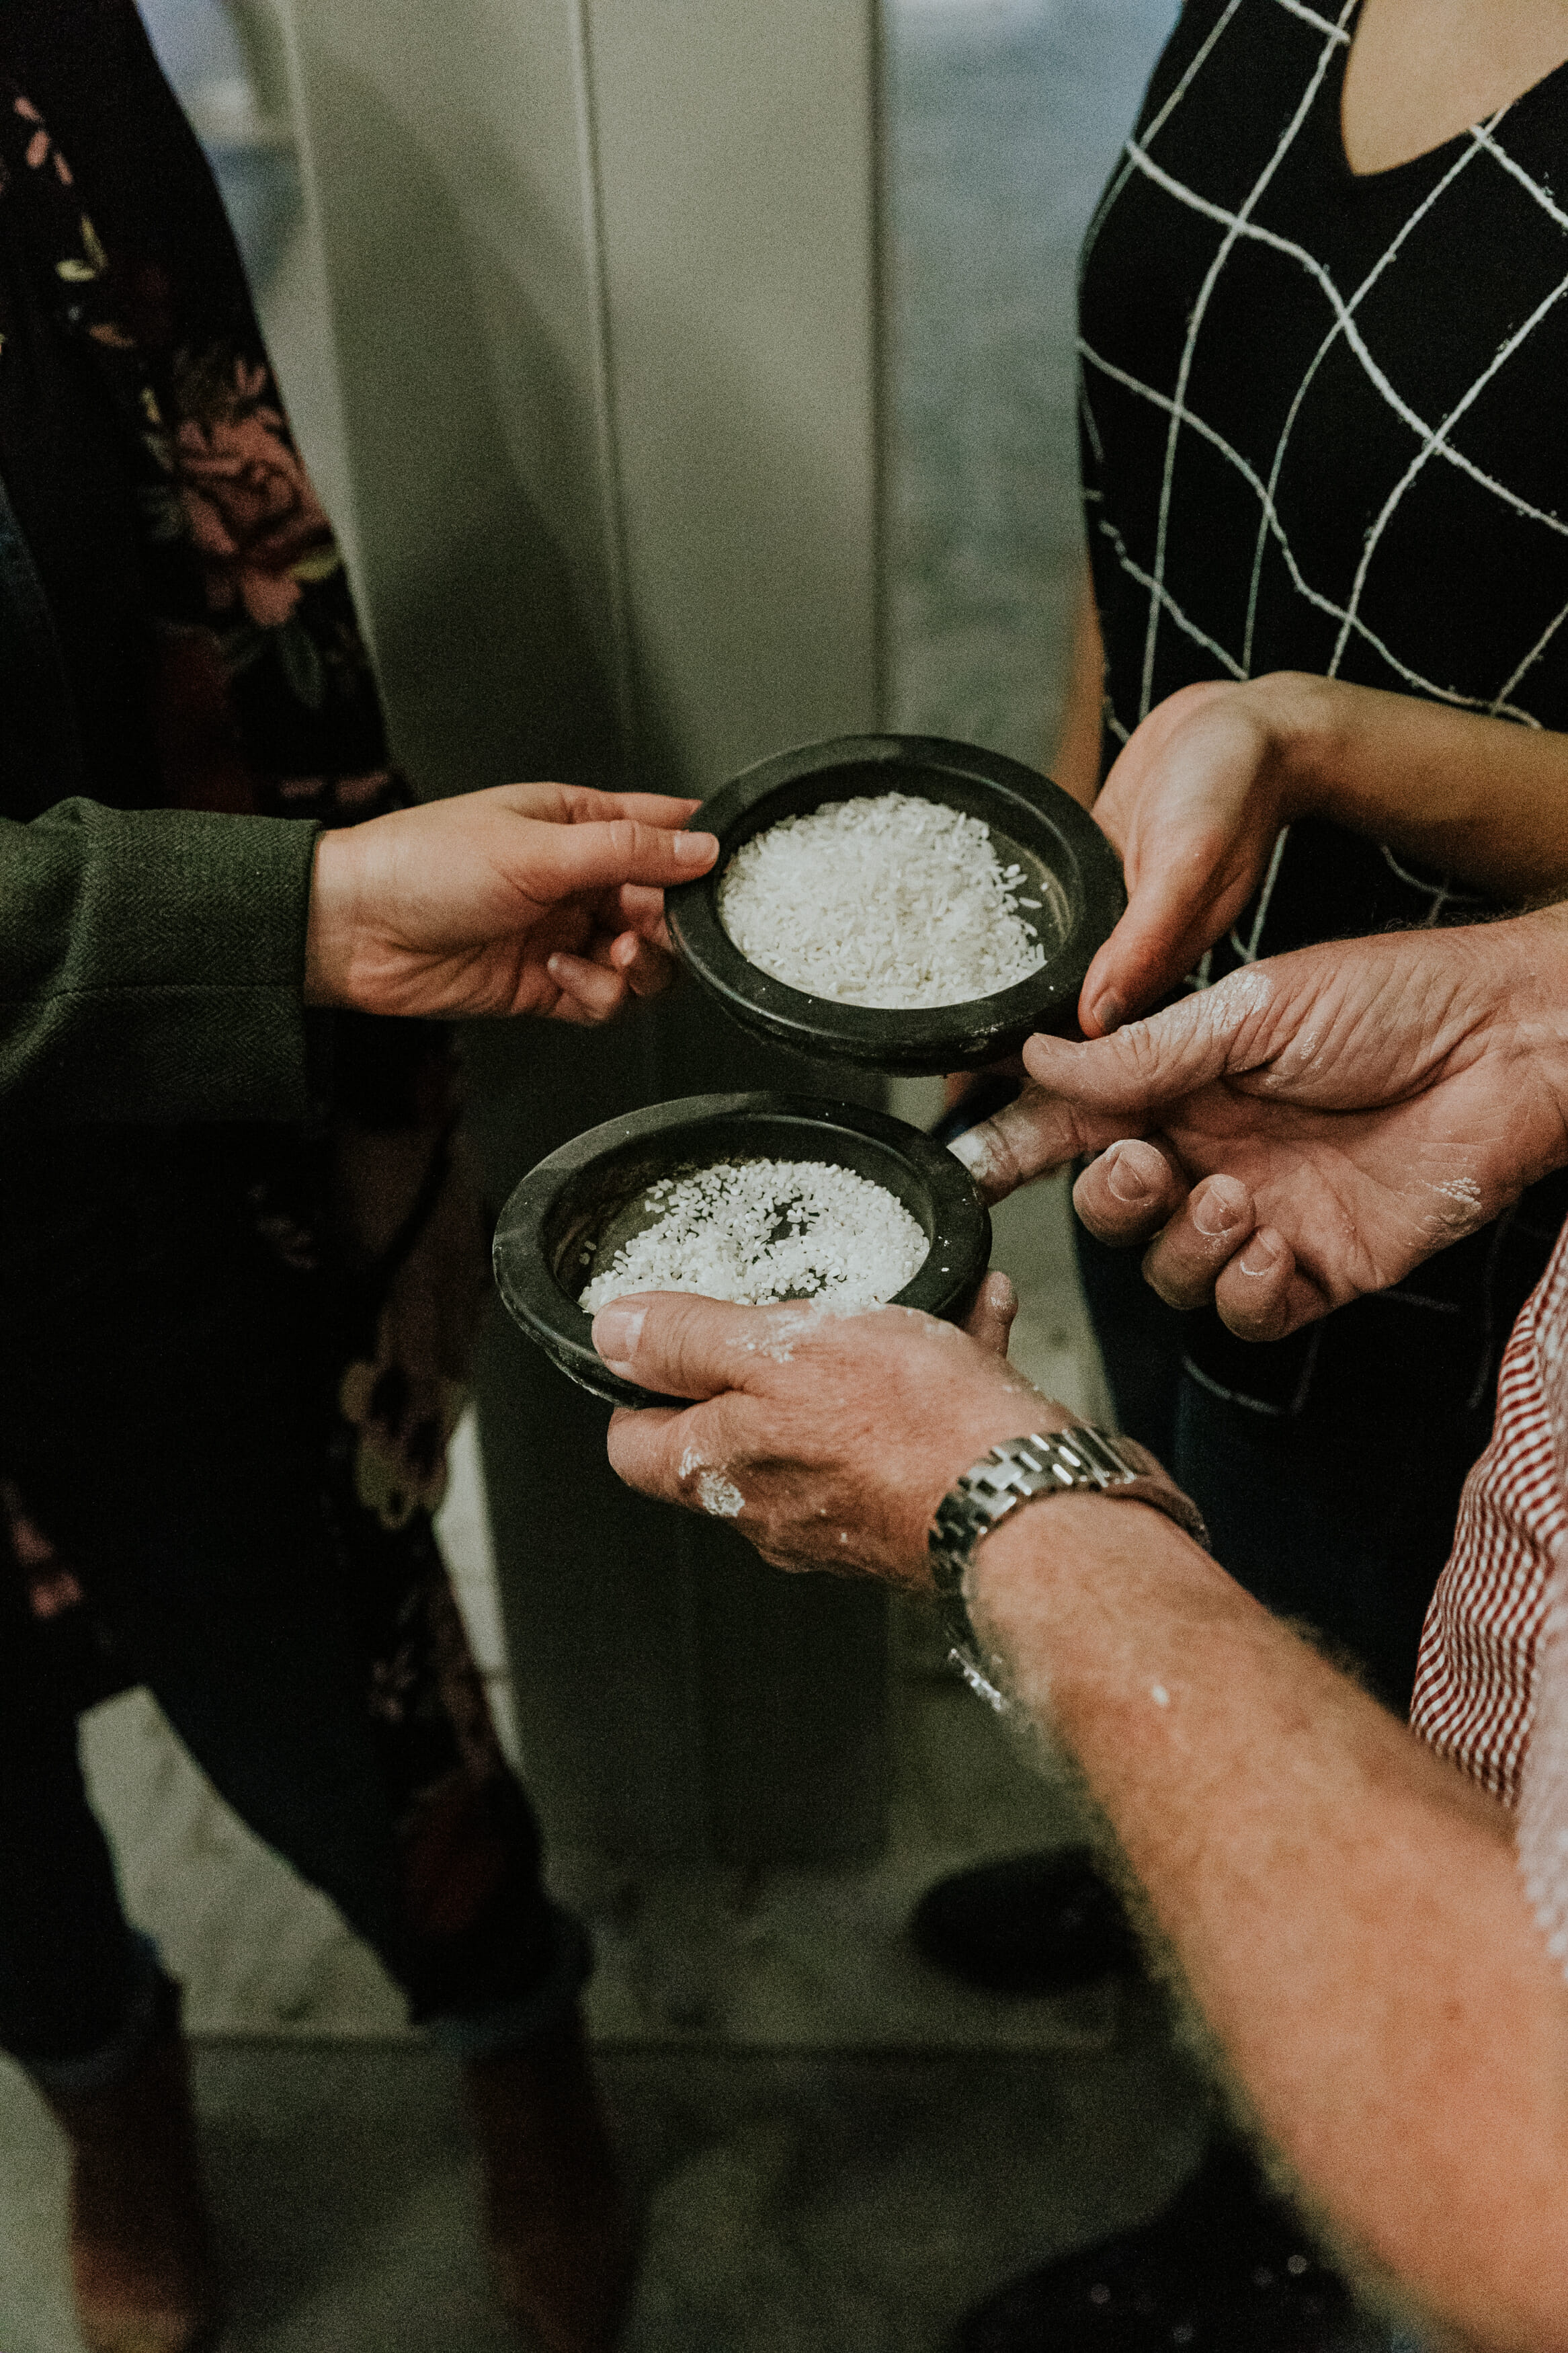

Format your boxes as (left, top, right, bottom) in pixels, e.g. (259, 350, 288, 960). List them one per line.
(665, 731, 1125, 1074)
(491, 1088, 993, 1408)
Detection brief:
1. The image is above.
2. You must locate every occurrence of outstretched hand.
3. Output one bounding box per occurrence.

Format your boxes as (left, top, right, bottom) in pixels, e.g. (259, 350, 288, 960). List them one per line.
(304, 781, 717, 1023)
(595, 1273, 1030, 1586)
(953, 912, 1568, 1343)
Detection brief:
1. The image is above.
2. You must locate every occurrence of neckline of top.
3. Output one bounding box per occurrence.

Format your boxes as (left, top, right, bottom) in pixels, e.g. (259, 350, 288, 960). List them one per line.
(1331, 1, 1568, 188)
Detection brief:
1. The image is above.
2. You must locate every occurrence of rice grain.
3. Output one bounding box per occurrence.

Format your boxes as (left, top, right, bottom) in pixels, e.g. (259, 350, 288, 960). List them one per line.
(718, 790, 1048, 1009)
(579, 1157, 927, 1312)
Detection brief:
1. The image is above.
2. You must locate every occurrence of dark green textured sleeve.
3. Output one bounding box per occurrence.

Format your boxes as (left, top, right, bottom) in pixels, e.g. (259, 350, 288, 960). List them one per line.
(0, 799, 323, 1125)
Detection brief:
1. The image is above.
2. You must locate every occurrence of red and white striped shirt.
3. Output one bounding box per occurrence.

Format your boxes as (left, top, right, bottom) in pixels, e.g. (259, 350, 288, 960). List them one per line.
(1412, 1213, 1568, 1804)
(1407, 1213, 1568, 1964)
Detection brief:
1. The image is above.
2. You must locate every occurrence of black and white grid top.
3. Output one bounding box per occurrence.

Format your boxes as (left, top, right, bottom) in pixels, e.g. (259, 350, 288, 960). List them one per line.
(1079, 0, 1568, 1419)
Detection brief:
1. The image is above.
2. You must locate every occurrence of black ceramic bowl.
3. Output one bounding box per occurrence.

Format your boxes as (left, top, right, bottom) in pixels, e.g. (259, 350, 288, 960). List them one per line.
(492, 1090, 993, 1409)
(666, 733, 1126, 1076)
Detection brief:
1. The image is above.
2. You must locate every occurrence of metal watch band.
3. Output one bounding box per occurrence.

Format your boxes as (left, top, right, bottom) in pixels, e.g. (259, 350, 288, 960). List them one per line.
(928, 1427, 1209, 1708)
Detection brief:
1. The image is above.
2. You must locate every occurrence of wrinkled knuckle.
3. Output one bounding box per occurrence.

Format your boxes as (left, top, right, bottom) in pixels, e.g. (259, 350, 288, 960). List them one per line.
(1113, 1018, 1165, 1089)
(976, 1116, 1026, 1196)
(638, 1291, 698, 1384)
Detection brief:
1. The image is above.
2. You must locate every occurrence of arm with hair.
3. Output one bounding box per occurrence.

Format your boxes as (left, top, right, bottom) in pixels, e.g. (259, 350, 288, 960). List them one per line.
(595, 1291, 1568, 2351)
(971, 1490, 1568, 2353)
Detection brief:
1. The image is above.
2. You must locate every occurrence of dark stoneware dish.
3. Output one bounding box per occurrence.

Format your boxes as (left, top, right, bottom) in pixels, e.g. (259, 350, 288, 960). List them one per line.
(492, 1091, 993, 1409)
(665, 733, 1126, 1076)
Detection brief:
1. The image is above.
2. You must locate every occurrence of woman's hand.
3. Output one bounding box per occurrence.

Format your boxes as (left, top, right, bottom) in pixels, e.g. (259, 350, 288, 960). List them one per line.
(1077, 678, 1301, 1035)
(1077, 670, 1568, 1039)
(304, 781, 718, 1023)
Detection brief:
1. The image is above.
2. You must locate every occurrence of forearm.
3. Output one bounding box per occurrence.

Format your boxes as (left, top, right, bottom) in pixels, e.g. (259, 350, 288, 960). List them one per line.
(971, 1497, 1568, 2350)
(1050, 569, 1108, 809)
(0, 800, 322, 1124)
(1258, 672, 1568, 903)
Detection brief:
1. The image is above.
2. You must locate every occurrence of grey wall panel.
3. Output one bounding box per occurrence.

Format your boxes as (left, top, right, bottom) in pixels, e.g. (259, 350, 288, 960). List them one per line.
(282, 0, 620, 795)
(280, 0, 891, 1876)
(587, 0, 884, 790)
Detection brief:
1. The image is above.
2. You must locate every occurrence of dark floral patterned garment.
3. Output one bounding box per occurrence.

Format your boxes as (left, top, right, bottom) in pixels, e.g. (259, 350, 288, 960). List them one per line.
(0, 0, 536, 2018)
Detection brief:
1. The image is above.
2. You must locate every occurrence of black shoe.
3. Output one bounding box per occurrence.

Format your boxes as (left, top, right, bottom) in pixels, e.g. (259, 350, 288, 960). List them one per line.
(910, 1849, 1139, 1995)
(952, 2141, 1365, 2352)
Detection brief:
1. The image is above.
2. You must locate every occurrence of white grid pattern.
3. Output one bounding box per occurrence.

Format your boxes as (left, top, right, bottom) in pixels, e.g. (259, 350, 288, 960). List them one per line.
(1080, 0, 1568, 806)
(1135, 0, 1354, 718)
(1077, 0, 1568, 1423)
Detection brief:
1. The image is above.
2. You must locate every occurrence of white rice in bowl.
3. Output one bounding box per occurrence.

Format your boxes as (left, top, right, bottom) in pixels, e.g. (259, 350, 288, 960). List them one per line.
(717, 789, 1049, 1010)
(578, 1157, 928, 1312)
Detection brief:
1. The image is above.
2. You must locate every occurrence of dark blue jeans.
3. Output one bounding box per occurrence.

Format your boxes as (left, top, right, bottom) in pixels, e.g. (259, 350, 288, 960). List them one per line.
(1073, 1227, 1487, 1710)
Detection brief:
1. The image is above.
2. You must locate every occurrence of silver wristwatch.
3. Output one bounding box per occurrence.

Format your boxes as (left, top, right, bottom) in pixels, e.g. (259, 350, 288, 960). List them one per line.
(928, 1427, 1210, 1708)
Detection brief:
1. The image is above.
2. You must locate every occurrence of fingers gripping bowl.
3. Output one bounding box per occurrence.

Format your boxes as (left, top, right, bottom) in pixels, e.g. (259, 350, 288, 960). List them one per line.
(492, 1093, 993, 1409)
(665, 734, 1126, 1076)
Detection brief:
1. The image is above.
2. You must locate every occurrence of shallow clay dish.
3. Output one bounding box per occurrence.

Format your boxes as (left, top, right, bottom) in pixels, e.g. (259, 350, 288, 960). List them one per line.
(492, 1090, 993, 1408)
(665, 732, 1126, 1076)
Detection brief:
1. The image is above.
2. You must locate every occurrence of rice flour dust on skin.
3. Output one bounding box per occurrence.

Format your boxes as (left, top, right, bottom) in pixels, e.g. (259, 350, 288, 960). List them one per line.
(696, 1470, 745, 1519)
(718, 790, 1048, 1009)
(578, 1158, 927, 1314)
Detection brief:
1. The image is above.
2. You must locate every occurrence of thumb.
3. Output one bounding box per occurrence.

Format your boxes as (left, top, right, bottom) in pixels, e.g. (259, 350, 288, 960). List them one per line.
(1025, 965, 1281, 1122)
(591, 1291, 813, 1399)
(513, 815, 717, 902)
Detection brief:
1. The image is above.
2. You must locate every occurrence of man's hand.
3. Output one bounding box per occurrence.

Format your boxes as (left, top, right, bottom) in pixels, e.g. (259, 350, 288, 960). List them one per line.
(956, 911, 1568, 1342)
(595, 1273, 1036, 1586)
(303, 782, 717, 1023)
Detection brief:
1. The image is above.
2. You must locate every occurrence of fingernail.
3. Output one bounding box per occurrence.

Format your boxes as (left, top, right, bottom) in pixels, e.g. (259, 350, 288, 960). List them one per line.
(1091, 990, 1124, 1036)
(948, 1126, 989, 1172)
(593, 1304, 645, 1373)
(1106, 1144, 1151, 1204)
(1193, 1187, 1242, 1238)
(674, 830, 716, 864)
(1239, 1233, 1282, 1276)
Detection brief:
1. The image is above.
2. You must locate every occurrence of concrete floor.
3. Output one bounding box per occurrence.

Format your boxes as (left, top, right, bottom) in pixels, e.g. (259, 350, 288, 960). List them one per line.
(0, 2022, 1209, 2353)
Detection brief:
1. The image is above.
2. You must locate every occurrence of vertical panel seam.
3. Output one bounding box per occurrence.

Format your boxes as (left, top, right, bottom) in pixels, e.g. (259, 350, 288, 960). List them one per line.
(869, 0, 890, 732)
(268, 0, 378, 674)
(569, 0, 640, 784)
